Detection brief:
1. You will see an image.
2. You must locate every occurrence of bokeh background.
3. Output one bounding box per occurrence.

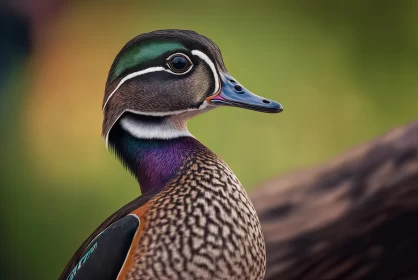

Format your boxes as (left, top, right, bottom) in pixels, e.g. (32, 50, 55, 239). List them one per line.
(1, 0, 418, 279)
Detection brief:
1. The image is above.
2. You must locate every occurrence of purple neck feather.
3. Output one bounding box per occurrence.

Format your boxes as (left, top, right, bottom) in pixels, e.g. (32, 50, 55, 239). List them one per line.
(109, 122, 204, 195)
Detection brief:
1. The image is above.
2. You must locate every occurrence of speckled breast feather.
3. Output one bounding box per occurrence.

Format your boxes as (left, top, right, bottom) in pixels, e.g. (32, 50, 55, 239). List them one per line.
(120, 149, 266, 280)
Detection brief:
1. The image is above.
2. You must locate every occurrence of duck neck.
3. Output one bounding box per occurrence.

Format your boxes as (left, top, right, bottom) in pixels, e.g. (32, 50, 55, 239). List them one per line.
(108, 113, 205, 195)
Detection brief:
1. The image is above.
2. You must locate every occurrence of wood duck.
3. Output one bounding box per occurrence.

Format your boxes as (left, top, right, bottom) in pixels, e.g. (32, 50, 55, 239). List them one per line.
(59, 29, 283, 280)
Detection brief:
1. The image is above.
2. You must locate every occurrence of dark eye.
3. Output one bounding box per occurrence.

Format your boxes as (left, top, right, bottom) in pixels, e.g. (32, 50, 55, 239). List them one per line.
(167, 54, 192, 74)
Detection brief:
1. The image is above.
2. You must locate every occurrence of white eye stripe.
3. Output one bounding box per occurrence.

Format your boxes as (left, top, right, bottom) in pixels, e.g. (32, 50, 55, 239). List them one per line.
(191, 50, 220, 95)
(103, 66, 166, 111)
(102, 50, 220, 111)
(103, 66, 194, 111)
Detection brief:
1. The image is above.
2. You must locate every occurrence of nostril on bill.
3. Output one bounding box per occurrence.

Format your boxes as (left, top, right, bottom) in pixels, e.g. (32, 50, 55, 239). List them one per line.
(262, 99, 271, 104)
(234, 85, 243, 92)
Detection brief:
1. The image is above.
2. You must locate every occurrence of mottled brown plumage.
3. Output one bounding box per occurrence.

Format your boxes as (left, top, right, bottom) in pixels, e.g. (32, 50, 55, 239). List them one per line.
(123, 144, 266, 280)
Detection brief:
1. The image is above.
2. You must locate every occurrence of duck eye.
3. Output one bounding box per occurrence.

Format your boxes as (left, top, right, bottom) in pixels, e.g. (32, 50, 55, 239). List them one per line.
(167, 54, 192, 74)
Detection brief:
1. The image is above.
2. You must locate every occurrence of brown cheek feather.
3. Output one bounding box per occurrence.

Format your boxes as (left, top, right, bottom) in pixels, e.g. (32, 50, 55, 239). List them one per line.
(102, 62, 214, 139)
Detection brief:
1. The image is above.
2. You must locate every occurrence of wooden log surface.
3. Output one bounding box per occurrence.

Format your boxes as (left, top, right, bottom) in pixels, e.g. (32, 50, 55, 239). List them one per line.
(251, 121, 418, 280)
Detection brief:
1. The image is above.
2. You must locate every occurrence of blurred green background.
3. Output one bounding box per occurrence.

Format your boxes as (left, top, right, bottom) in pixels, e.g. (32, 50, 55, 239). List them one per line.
(1, 0, 418, 279)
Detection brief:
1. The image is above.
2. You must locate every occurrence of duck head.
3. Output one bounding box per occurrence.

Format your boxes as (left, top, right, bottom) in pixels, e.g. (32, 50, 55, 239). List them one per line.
(103, 29, 283, 145)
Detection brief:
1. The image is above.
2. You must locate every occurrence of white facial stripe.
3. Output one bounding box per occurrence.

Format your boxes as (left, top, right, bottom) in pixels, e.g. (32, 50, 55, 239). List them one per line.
(191, 50, 220, 95)
(103, 66, 166, 111)
(104, 102, 212, 147)
(103, 56, 196, 111)
(103, 49, 220, 147)
(119, 115, 194, 140)
(104, 50, 219, 111)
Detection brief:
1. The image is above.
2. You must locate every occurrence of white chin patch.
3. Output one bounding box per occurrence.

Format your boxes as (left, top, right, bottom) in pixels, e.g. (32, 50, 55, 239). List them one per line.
(119, 115, 194, 141)
(104, 101, 214, 148)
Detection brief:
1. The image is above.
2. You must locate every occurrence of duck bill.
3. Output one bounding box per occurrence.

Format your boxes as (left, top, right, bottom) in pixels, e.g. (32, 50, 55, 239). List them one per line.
(206, 72, 283, 113)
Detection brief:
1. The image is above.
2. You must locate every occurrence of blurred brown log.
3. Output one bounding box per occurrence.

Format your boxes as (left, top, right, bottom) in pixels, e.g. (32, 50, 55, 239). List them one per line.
(251, 120, 418, 280)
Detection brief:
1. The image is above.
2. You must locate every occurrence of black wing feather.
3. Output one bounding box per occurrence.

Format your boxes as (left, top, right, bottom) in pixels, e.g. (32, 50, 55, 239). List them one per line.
(58, 192, 156, 280)
(68, 215, 138, 280)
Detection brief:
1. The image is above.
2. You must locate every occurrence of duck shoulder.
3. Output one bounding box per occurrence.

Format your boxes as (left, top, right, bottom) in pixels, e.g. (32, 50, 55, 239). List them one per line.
(60, 149, 266, 280)
(120, 149, 266, 280)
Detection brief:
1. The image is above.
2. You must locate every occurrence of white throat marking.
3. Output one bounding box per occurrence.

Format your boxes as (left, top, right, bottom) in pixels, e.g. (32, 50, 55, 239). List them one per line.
(119, 115, 194, 140)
